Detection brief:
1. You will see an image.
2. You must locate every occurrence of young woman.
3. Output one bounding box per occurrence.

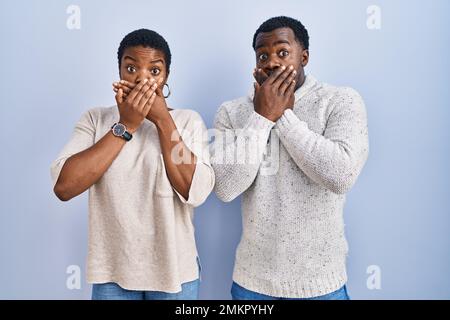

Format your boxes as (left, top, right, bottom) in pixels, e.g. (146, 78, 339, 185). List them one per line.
(51, 29, 214, 300)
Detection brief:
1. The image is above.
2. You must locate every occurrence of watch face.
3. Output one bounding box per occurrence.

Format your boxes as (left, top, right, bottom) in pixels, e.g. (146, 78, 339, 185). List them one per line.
(113, 123, 125, 136)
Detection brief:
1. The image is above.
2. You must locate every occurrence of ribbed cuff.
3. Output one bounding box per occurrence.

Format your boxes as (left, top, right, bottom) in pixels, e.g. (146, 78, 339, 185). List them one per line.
(276, 109, 309, 137)
(245, 110, 276, 131)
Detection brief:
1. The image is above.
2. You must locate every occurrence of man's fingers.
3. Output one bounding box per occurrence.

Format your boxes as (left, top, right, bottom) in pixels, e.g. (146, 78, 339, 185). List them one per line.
(273, 65, 295, 92)
(253, 81, 260, 94)
(267, 65, 287, 85)
(258, 69, 270, 84)
(279, 67, 297, 95)
(253, 69, 261, 85)
(253, 68, 269, 85)
(285, 78, 296, 101)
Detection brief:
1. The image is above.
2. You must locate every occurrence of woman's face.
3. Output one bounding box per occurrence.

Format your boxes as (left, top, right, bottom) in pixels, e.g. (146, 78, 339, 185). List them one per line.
(119, 45, 168, 88)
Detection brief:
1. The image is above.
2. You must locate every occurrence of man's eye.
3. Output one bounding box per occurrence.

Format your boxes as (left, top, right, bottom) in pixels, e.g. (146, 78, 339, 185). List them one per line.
(258, 53, 268, 61)
(151, 68, 160, 75)
(127, 65, 136, 73)
(279, 50, 289, 57)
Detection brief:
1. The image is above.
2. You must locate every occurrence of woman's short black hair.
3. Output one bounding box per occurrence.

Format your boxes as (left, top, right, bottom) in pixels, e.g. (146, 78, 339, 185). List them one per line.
(117, 28, 172, 73)
(252, 16, 309, 50)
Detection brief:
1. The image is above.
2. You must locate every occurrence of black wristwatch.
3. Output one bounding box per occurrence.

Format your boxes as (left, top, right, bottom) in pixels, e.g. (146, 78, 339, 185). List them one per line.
(111, 122, 133, 141)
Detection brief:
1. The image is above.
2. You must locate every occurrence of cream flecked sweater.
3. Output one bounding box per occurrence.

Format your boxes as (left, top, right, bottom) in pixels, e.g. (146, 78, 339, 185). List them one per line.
(51, 106, 214, 293)
(211, 75, 369, 298)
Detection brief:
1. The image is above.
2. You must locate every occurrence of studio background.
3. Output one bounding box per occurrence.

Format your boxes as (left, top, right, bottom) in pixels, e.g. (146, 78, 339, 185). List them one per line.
(1, 0, 449, 299)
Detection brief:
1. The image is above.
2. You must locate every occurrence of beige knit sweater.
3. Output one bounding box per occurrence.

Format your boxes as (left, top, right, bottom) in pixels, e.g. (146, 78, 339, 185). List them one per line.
(211, 75, 369, 298)
(51, 106, 214, 293)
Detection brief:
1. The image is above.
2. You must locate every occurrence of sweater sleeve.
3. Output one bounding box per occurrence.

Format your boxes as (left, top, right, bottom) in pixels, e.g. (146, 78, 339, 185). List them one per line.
(171, 111, 215, 207)
(50, 110, 96, 188)
(211, 103, 275, 202)
(275, 87, 369, 194)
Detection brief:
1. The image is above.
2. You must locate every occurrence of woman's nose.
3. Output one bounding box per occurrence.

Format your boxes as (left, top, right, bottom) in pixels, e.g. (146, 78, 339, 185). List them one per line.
(135, 71, 151, 84)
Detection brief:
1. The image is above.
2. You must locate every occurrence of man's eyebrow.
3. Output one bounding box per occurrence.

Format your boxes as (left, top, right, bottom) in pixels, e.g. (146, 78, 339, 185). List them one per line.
(273, 40, 291, 46)
(255, 39, 291, 50)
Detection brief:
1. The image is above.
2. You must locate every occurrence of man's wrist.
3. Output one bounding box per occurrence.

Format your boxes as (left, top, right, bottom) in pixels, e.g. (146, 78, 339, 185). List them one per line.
(254, 109, 281, 122)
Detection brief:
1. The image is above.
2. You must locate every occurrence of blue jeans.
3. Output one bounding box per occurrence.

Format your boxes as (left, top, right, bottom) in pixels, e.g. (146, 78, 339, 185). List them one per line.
(231, 281, 350, 300)
(91, 278, 200, 300)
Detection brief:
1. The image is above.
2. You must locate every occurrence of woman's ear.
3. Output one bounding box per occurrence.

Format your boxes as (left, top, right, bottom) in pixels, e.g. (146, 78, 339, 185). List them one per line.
(164, 71, 169, 84)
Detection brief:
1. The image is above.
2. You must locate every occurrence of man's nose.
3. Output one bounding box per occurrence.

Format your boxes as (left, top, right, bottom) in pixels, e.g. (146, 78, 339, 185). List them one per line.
(264, 58, 282, 74)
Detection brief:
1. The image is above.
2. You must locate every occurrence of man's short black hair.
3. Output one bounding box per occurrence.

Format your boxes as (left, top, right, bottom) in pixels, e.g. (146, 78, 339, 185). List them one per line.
(252, 16, 309, 50)
(117, 28, 172, 73)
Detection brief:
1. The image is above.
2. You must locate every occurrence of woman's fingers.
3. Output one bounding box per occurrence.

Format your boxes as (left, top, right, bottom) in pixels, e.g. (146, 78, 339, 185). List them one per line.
(115, 80, 136, 91)
(127, 79, 150, 103)
(115, 88, 124, 104)
(138, 83, 158, 113)
(142, 91, 157, 116)
(133, 81, 152, 108)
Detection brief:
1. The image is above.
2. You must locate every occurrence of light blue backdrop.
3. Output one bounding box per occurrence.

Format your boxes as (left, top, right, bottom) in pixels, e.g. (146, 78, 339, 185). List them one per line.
(1, 0, 449, 299)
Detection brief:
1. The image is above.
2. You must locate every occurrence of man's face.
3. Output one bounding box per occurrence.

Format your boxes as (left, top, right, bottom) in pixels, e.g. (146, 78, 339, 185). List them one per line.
(254, 27, 308, 88)
(119, 45, 168, 88)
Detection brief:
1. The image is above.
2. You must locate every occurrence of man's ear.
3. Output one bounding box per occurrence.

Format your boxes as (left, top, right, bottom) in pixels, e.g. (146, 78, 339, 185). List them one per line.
(301, 49, 309, 67)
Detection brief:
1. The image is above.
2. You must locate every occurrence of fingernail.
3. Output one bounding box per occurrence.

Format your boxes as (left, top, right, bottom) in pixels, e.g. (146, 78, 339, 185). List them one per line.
(150, 78, 155, 83)
(289, 65, 294, 70)
(281, 66, 286, 70)
(293, 70, 297, 75)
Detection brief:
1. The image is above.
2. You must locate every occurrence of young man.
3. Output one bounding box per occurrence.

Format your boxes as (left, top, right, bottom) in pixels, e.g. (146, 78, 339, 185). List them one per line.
(211, 16, 369, 300)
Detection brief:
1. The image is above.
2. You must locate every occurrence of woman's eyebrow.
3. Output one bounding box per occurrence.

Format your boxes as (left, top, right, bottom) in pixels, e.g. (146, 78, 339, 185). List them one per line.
(123, 55, 136, 61)
(150, 59, 164, 64)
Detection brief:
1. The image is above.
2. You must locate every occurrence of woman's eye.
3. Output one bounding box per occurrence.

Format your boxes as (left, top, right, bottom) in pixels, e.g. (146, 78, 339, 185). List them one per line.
(258, 53, 268, 61)
(151, 68, 160, 76)
(127, 65, 136, 73)
(279, 50, 289, 57)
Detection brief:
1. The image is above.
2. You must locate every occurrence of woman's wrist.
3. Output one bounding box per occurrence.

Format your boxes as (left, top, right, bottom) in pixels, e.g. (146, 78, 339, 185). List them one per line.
(153, 109, 173, 129)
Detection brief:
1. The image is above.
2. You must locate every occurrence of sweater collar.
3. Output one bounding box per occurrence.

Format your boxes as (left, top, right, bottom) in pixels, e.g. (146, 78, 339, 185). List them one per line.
(247, 74, 317, 103)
